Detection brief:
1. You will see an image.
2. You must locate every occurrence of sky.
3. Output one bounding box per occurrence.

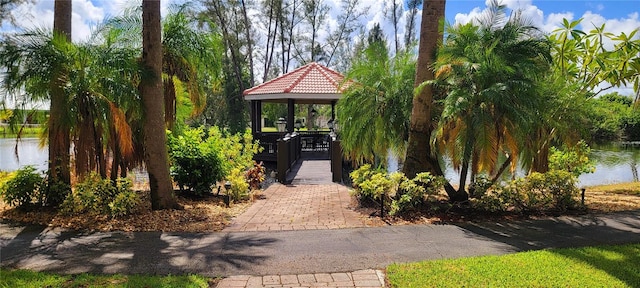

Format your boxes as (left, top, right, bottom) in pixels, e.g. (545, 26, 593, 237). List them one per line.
(0, 0, 639, 97)
(2, 0, 638, 42)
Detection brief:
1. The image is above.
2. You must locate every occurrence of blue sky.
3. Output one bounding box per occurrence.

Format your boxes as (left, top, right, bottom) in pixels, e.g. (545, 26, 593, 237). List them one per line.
(3, 0, 638, 41)
(446, 0, 638, 20)
(1, 0, 638, 96)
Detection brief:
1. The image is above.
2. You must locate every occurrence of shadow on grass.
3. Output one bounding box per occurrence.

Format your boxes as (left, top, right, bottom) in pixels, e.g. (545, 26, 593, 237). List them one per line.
(453, 210, 640, 286)
(553, 244, 640, 287)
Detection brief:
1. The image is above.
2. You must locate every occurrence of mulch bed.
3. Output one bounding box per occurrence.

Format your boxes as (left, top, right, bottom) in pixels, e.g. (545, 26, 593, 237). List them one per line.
(2, 188, 639, 232)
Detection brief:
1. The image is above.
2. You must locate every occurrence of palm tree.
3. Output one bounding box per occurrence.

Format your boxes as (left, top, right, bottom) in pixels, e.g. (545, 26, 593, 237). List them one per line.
(432, 3, 552, 196)
(100, 3, 223, 131)
(338, 31, 414, 166)
(141, 0, 180, 210)
(402, 0, 445, 177)
(0, 27, 142, 183)
(0, 29, 74, 205)
(48, 0, 72, 204)
(403, 0, 459, 200)
(161, 4, 223, 130)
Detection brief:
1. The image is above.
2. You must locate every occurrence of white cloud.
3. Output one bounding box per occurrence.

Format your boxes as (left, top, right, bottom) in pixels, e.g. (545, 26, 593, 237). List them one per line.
(3, 0, 178, 42)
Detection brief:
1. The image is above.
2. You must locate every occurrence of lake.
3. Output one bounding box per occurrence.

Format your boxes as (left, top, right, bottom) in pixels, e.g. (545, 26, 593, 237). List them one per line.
(0, 138, 48, 172)
(2, 138, 640, 187)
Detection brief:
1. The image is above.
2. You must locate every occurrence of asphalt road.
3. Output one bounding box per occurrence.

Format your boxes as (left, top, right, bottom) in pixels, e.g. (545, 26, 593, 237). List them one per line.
(1, 211, 639, 277)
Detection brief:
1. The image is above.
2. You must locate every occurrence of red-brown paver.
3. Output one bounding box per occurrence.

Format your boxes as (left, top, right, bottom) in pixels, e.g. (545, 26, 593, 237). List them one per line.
(223, 183, 368, 232)
(216, 269, 385, 288)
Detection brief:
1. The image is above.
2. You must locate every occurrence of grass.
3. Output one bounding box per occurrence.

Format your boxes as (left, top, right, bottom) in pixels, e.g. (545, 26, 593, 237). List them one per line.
(387, 243, 640, 288)
(587, 182, 640, 196)
(0, 126, 43, 138)
(0, 268, 214, 288)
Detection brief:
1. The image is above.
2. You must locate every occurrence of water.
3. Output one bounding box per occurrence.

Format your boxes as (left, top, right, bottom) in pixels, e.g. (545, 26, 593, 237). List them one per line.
(3, 138, 640, 187)
(387, 144, 640, 187)
(0, 138, 48, 172)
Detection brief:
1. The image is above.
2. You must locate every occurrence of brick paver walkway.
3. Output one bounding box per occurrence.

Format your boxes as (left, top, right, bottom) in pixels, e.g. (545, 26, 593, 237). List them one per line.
(216, 269, 385, 288)
(223, 183, 368, 232)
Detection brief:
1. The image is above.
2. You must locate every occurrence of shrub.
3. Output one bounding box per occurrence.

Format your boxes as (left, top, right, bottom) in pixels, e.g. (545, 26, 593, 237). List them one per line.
(350, 165, 445, 216)
(108, 180, 140, 218)
(212, 127, 263, 175)
(391, 172, 445, 215)
(168, 127, 263, 197)
(468, 174, 493, 199)
(60, 173, 139, 217)
(502, 170, 580, 212)
(246, 161, 265, 190)
(228, 168, 250, 202)
(168, 128, 224, 196)
(0, 166, 43, 208)
(549, 140, 595, 178)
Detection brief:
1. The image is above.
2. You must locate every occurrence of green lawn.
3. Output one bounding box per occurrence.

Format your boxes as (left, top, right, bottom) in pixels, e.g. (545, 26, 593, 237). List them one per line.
(0, 269, 213, 288)
(0, 126, 43, 138)
(587, 182, 640, 196)
(387, 243, 640, 287)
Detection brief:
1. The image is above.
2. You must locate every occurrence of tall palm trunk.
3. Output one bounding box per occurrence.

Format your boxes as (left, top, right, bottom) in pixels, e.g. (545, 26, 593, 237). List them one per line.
(402, 0, 463, 201)
(48, 0, 72, 205)
(141, 0, 180, 210)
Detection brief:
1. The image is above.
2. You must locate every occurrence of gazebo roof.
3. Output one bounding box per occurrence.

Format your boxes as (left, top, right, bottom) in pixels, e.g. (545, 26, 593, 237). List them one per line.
(243, 62, 349, 104)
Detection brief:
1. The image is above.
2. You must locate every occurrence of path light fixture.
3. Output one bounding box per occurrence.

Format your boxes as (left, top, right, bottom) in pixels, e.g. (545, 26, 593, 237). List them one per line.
(327, 119, 334, 131)
(276, 117, 286, 132)
(223, 181, 231, 207)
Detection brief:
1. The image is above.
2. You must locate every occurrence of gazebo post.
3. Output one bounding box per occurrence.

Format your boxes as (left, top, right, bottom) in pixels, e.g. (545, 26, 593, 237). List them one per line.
(250, 100, 262, 136)
(287, 99, 295, 133)
(331, 100, 336, 120)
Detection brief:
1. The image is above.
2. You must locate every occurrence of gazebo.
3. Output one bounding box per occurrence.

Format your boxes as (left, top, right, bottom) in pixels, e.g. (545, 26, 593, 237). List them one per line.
(243, 62, 349, 182)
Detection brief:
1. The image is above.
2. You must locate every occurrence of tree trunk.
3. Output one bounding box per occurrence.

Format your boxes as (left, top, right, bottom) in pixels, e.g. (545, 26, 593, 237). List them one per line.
(403, 0, 444, 178)
(240, 0, 255, 86)
(141, 0, 180, 210)
(402, 0, 465, 202)
(489, 154, 512, 187)
(47, 0, 72, 205)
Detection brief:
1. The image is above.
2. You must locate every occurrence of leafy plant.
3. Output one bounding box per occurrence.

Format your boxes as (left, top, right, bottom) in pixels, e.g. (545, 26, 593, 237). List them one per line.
(228, 168, 250, 202)
(245, 161, 265, 190)
(468, 174, 493, 199)
(105, 178, 139, 218)
(167, 128, 224, 196)
(549, 140, 595, 177)
(502, 170, 580, 212)
(0, 166, 44, 208)
(168, 127, 262, 197)
(60, 173, 139, 217)
(350, 165, 445, 216)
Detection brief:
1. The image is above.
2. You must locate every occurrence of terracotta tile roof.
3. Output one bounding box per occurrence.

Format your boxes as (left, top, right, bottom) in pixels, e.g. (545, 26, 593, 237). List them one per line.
(243, 62, 348, 97)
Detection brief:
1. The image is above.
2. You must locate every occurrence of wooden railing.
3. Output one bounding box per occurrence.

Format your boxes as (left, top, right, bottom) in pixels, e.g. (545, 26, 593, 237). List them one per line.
(253, 133, 283, 162)
(276, 134, 301, 183)
(329, 134, 342, 183)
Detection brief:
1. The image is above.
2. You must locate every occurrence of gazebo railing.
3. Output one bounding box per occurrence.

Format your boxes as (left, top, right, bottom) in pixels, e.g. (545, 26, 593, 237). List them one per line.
(276, 134, 301, 183)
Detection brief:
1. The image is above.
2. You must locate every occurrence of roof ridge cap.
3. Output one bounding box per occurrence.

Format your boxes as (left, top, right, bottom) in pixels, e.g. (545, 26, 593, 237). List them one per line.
(316, 64, 342, 90)
(284, 62, 315, 93)
(243, 63, 311, 95)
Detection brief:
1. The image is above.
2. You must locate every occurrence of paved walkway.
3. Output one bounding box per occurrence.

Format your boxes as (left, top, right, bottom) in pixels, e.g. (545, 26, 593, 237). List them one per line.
(287, 159, 333, 185)
(2, 211, 640, 287)
(217, 269, 385, 288)
(223, 183, 368, 232)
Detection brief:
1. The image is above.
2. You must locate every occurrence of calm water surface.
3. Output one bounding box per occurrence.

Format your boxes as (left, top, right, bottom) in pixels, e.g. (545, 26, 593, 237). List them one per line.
(3, 138, 640, 187)
(0, 138, 48, 172)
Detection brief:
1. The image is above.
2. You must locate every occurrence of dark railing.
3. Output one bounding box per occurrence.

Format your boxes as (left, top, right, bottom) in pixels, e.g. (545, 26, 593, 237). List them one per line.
(276, 134, 301, 183)
(254, 133, 283, 162)
(297, 130, 331, 152)
(330, 135, 342, 183)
